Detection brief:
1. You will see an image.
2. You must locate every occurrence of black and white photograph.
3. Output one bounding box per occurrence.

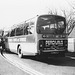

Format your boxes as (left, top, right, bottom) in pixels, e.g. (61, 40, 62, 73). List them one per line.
(0, 0, 75, 75)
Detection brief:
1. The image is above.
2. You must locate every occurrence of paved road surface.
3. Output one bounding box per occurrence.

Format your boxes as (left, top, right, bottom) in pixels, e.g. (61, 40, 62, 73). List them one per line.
(0, 50, 29, 75)
(3, 52, 75, 75)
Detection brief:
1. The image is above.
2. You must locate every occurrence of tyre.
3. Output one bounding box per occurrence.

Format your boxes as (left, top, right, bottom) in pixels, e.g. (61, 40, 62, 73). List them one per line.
(17, 45, 23, 58)
(2, 43, 5, 52)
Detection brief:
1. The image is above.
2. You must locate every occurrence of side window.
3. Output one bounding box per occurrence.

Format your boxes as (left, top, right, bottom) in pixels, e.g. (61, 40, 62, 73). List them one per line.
(28, 22, 35, 34)
(24, 21, 35, 35)
(10, 29, 16, 37)
(5, 32, 10, 37)
(24, 18, 35, 35)
(16, 27, 23, 36)
(24, 22, 29, 35)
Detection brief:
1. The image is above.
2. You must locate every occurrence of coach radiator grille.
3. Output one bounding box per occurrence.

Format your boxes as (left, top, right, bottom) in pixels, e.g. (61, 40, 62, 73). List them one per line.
(39, 40, 67, 51)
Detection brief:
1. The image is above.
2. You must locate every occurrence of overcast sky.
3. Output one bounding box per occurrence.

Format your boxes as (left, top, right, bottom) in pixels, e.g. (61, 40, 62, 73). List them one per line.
(0, 0, 74, 30)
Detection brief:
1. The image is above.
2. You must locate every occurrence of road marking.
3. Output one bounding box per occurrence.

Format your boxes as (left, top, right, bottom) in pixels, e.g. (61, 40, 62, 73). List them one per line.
(66, 56, 75, 59)
(3, 54, 44, 75)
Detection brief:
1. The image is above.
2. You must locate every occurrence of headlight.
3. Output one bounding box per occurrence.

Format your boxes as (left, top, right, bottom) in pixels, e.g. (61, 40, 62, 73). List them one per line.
(42, 35, 46, 38)
(39, 40, 44, 49)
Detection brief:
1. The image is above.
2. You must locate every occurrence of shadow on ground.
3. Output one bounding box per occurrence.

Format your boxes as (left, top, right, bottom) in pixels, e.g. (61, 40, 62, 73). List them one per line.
(22, 54, 75, 67)
(2, 50, 75, 67)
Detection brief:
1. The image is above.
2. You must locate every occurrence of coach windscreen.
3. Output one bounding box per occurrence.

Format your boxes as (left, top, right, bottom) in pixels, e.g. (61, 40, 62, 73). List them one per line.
(37, 15, 66, 34)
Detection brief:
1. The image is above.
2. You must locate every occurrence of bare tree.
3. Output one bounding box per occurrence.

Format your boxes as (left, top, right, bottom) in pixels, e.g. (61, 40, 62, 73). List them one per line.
(48, 8, 58, 15)
(48, 7, 75, 35)
(62, 0, 75, 35)
(61, 9, 75, 35)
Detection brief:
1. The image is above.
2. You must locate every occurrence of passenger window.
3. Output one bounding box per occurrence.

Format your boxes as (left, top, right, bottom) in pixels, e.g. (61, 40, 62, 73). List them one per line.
(24, 21, 35, 35)
(24, 23, 29, 35)
(10, 29, 16, 36)
(16, 27, 23, 36)
(28, 21, 35, 34)
(28, 25, 34, 34)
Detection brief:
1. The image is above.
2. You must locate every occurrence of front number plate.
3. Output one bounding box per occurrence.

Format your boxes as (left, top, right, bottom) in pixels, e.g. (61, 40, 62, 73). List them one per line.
(51, 52, 59, 54)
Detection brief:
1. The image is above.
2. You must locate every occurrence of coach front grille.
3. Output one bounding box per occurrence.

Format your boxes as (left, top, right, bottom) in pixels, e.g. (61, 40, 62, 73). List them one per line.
(39, 40, 67, 51)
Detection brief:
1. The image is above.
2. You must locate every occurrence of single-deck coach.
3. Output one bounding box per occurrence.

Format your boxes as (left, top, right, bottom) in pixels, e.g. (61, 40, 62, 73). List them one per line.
(4, 15, 68, 58)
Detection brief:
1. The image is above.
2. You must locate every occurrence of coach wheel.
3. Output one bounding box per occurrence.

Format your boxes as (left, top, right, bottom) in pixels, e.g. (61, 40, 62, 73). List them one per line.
(17, 45, 23, 58)
(2, 43, 5, 51)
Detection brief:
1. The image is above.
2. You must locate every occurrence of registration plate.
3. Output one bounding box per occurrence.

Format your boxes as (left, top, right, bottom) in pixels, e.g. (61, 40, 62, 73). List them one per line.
(51, 52, 59, 54)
